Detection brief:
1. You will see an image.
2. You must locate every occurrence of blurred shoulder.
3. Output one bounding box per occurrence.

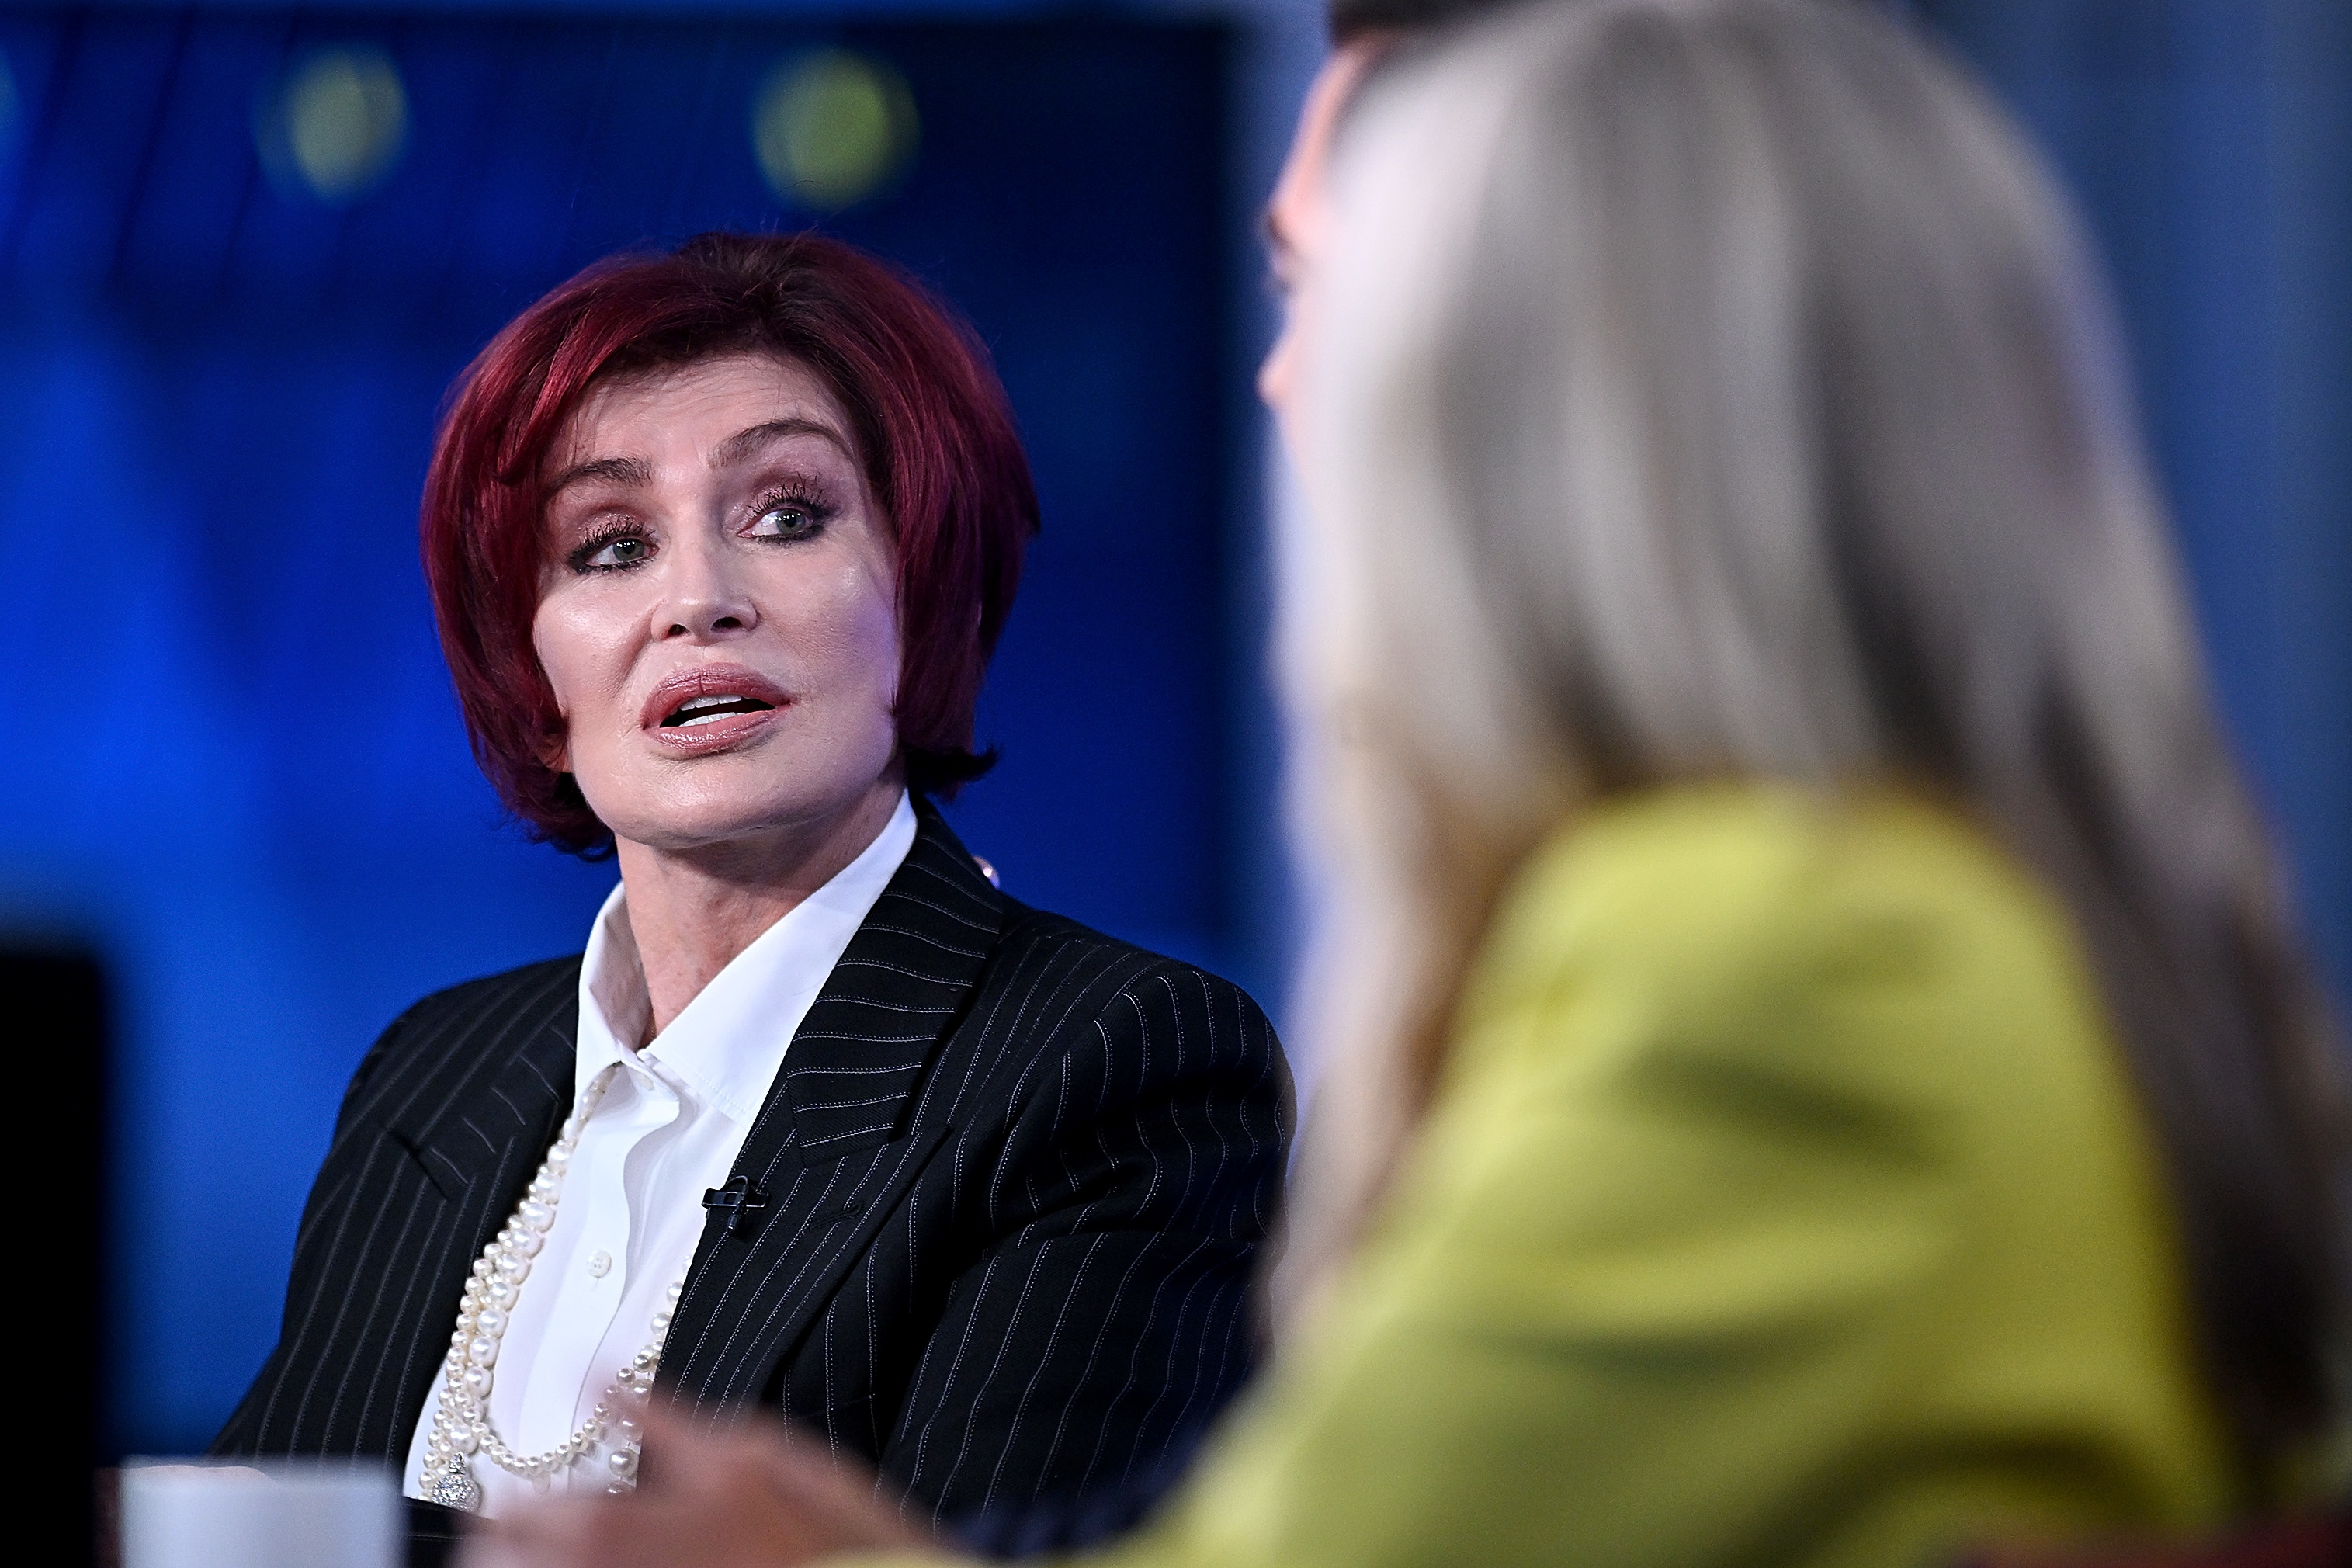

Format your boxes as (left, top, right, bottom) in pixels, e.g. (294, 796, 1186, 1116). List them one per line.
(1454, 782, 2111, 1111)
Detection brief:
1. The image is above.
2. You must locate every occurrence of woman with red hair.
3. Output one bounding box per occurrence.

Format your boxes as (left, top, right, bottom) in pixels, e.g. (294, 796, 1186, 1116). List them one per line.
(212, 232, 1289, 1554)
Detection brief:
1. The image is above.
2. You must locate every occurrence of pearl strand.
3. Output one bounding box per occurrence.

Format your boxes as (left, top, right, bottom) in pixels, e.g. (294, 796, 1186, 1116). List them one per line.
(418, 1066, 687, 1513)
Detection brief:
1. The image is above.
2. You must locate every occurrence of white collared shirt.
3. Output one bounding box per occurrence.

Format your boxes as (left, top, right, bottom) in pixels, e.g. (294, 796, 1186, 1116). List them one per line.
(401, 793, 918, 1515)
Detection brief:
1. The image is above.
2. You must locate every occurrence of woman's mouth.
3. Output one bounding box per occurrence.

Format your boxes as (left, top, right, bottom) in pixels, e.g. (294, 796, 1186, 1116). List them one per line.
(661, 693, 777, 727)
(640, 665, 791, 755)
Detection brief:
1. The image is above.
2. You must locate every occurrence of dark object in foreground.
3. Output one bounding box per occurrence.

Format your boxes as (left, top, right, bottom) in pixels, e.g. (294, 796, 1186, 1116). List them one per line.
(14, 952, 110, 1568)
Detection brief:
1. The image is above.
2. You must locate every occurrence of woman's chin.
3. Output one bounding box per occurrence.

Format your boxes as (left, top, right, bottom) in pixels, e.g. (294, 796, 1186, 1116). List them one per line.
(609, 812, 818, 859)
(601, 787, 893, 864)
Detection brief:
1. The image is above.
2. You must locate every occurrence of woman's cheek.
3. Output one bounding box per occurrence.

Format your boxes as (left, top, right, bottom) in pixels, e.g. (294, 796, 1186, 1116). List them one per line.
(534, 592, 632, 723)
(789, 560, 900, 699)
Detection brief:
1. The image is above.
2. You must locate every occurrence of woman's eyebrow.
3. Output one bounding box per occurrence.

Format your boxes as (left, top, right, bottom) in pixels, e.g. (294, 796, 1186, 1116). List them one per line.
(712, 417, 851, 470)
(545, 455, 652, 496)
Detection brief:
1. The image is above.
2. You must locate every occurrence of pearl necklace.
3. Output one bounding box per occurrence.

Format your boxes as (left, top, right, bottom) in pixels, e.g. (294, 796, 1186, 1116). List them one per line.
(418, 1065, 686, 1513)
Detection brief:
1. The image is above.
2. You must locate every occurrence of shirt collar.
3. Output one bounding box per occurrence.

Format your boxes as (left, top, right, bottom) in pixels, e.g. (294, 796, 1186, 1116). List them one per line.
(573, 792, 920, 1122)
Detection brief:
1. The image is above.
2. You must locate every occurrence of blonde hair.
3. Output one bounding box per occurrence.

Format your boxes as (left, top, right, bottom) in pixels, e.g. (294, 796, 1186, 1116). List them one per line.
(1276, 0, 2343, 1468)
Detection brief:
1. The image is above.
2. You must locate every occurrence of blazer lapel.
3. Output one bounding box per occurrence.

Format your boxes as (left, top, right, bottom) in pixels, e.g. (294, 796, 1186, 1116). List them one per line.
(661, 803, 1006, 1419)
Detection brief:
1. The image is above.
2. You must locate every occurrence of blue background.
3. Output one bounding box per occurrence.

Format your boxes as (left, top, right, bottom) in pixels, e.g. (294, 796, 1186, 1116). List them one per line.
(0, 0, 2341, 1458)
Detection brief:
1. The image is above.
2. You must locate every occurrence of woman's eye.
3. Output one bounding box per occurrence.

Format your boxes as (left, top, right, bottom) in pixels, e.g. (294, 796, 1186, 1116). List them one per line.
(748, 503, 822, 540)
(578, 534, 650, 571)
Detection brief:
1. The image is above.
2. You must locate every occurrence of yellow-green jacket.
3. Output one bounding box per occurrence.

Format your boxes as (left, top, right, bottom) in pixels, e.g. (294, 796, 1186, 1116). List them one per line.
(906, 786, 2250, 1568)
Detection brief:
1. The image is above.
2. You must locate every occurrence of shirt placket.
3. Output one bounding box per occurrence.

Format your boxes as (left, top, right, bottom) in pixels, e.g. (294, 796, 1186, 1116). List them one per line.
(512, 1060, 675, 1458)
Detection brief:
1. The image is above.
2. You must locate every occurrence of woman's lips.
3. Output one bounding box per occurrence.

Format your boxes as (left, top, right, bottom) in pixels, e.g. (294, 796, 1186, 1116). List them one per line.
(640, 664, 790, 756)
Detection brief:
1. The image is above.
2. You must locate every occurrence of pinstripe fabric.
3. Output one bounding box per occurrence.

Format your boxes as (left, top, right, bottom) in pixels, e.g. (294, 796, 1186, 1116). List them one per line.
(214, 805, 1290, 1550)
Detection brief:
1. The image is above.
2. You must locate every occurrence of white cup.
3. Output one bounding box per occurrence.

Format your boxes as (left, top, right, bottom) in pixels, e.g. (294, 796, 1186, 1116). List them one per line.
(120, 1460, 398, 1568)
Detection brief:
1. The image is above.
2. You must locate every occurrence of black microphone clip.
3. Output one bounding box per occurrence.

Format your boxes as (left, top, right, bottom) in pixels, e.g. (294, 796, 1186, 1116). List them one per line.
(702, 1174, 770, 1239)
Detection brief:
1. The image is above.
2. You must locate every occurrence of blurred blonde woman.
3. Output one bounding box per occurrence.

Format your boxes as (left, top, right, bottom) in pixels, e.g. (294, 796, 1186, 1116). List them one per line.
(478, 3, 2348, 1566)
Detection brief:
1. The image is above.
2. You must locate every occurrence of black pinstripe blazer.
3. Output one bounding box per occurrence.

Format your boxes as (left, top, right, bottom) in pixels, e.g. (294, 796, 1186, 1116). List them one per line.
(213, 804, 1291, 1550)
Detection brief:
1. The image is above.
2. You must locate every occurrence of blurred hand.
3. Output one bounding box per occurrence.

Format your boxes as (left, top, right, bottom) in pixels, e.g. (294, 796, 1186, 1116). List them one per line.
(462, 1413, 940, 1568)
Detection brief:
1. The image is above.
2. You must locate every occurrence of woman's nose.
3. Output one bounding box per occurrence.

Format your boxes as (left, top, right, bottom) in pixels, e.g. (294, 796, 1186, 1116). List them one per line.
(654, 536, 758, 641)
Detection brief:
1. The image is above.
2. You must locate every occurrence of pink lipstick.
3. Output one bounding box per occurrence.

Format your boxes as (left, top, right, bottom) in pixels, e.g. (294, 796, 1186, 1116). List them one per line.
(639, 664, 789, 756)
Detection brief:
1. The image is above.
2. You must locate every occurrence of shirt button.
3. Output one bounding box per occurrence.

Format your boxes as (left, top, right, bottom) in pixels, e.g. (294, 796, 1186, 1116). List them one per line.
(587, 1250, 612, 1278)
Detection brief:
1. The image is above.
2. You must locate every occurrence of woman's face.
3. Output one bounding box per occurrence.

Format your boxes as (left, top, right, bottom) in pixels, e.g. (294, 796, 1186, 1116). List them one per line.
(532, 352, 902, 856)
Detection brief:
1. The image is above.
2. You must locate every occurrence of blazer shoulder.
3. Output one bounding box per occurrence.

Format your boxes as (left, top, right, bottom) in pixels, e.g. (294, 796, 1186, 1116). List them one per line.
(938, 904, 1292, 1227)
(335, 955, 581, 1136)
(970, 906, 1285, 1105)
(373, 954, 582, 1065)
(993, 904, 1271, 1022)
(397, 953, 583, 1030)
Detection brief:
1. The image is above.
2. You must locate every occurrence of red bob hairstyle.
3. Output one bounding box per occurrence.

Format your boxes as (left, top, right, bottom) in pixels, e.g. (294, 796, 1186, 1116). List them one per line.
(421, 231, 1039, 855)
